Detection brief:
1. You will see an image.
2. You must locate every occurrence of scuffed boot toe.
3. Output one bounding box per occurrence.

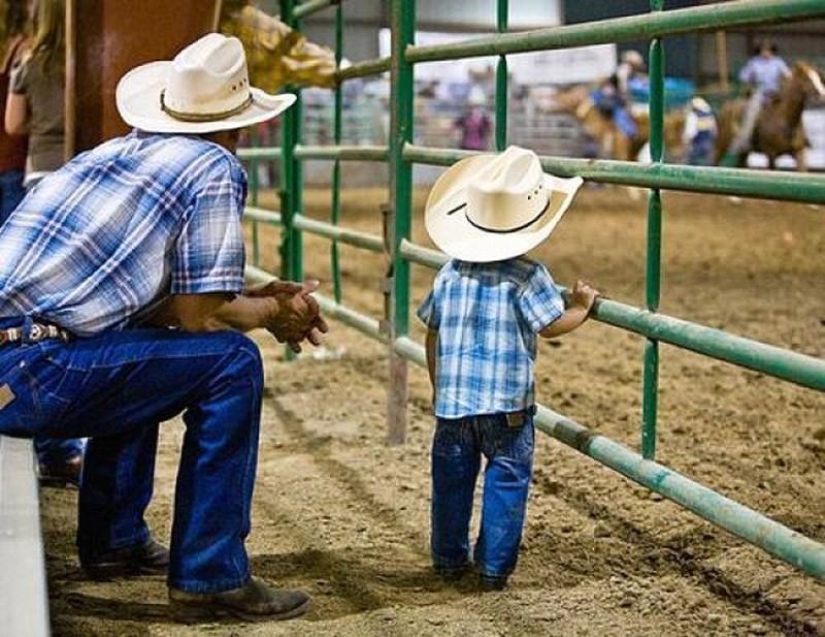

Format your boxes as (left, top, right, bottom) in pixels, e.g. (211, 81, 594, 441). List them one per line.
(169, 577, 312, 622)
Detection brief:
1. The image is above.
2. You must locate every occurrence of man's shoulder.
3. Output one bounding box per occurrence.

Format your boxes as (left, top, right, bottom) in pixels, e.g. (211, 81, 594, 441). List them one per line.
(89, 133, 240, 172)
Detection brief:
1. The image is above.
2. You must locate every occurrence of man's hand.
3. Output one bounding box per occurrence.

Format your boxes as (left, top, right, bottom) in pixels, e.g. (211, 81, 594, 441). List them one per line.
(248, 279, 329, 352)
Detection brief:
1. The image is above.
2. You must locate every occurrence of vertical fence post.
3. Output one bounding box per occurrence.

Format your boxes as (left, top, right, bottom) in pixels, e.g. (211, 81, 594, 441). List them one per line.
(642, 0, 666, 460)
(495, 0, 509, 151)
(280, 0, 304, 286)
(331, 2, 344, 304)
(386, 0, 415, 444)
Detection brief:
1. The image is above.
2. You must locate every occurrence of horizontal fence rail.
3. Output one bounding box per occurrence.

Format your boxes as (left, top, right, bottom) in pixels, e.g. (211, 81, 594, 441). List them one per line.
(406, 0, 825, 63)
(404, 145, 825, 204)
(381, 336, 825, 581)
(398, 240, 825, 392)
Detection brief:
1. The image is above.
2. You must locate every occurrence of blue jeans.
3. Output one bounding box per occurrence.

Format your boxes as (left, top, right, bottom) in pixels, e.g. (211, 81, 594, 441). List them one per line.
(0, 320, 263, 593)
(0, 168, 25, 226)
(430, 411, 535, 578)
(34, 435, 85, 466)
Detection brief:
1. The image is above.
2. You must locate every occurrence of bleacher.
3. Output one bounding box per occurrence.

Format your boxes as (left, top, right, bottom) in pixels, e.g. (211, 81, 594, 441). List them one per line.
(0, 436, 51, 636)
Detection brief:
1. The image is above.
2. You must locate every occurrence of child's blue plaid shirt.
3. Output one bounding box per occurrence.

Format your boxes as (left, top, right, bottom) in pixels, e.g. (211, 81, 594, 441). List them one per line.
(0, 131, 247, 336)
(417, 257, 564, 419)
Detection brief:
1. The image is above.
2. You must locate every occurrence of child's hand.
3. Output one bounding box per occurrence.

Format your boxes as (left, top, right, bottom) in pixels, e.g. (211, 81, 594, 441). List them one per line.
(569, 280, 599, 314)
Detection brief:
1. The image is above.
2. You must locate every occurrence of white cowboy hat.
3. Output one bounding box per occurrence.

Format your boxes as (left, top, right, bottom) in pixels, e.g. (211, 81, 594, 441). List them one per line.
(425, 146, 583, 263)
(116, 33, 296, 134)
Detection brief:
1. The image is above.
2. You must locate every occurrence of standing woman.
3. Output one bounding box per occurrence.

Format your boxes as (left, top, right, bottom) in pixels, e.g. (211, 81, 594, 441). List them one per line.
(5, 0, 64, 187)
(4, 0, 84, 486)
(0, 0, 29, 223)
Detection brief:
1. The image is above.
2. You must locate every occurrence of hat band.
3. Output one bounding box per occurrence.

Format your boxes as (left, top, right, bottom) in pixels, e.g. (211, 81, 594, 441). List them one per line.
(464, 199, 551, 235)
(160, 90, 254, 123)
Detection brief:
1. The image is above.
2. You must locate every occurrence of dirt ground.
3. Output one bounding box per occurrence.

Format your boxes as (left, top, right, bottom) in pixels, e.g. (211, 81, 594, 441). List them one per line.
(40, 185, 825, 636)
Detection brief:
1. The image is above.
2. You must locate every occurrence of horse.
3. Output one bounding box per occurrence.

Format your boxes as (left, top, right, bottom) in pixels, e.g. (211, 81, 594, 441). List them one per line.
(551, 84, 686, 163)
(715, 61, 825, 170)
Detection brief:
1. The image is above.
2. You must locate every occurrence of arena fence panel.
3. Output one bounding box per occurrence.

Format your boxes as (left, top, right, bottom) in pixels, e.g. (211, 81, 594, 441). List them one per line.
(237, 0, 825, 581)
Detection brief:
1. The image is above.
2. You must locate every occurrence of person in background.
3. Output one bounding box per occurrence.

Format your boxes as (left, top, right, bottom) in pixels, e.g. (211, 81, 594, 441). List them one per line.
(4, 0, 83, 486)
(722, 39, 791, 164)
(682, 96, 717, 166)
(417, 146, 598, 591)
(454, 87, 492, 151)
(0, 0, 29, 225)
(592, 49, 646, 141)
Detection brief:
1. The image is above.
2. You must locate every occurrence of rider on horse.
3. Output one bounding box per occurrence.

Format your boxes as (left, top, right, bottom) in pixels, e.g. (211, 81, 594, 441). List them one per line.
(591, 50, 646, 141)
(721, 39, 791, 165)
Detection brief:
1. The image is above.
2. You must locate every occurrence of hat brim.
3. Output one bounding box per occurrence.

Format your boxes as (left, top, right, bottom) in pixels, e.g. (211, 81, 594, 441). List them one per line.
(116, 61, 296, 134)
(425, 154, 584, 262)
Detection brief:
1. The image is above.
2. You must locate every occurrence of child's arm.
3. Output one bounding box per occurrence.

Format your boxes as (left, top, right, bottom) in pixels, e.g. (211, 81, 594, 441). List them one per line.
(425, 328, 438, 404)
(539, 280, 598, 339)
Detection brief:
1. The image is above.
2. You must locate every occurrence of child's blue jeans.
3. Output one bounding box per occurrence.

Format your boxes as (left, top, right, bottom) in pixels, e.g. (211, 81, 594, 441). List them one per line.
(430, 410, 535, 579)
(0, 321, 263, 593)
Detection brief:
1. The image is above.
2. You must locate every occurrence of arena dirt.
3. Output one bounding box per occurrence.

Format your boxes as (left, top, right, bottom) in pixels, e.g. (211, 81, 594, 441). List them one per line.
(40, 186, 825, 636)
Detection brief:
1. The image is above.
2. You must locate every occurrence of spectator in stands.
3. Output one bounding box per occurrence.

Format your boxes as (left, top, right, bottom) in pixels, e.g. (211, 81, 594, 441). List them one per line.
(682, 96, 717, 166)
(5, 0, 86, 487)
(0, 33, 326, 621)
(454, 87, 492, 151)
(417, 146, 598, 591)
(723, 39, 791, 162)
(0, 0, 29, 225)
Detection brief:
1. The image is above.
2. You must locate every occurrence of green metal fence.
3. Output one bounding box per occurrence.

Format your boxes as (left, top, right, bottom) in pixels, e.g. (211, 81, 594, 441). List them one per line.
(238, 0, 825, 581)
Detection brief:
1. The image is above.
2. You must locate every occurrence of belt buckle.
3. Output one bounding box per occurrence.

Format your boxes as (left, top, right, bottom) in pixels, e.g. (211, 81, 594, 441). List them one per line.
(28, 323, 45, 342)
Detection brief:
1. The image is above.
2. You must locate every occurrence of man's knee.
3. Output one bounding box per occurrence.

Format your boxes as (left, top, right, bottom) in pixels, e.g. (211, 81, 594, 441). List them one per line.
(214, 331, 264, 384)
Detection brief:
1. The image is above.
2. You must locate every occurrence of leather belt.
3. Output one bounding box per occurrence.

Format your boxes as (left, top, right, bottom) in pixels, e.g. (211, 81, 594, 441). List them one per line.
(0, 322, 72, 345)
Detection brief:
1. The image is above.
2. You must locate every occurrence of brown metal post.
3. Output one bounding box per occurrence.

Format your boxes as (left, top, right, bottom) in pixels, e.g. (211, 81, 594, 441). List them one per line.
(66, 0, 220, 156)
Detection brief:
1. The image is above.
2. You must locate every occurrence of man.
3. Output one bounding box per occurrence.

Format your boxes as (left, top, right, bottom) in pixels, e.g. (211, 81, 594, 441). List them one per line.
(0, 33, 327, 621)
(723, 39, 791, 164)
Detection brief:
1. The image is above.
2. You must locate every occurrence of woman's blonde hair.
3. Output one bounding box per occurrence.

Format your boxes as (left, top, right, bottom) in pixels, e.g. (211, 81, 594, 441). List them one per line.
(29, 0, 64, 73)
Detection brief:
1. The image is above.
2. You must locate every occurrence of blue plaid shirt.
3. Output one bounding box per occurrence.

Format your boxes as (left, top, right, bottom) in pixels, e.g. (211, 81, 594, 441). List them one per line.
(0, 131, 247, 336)
(417, 257, 564, 419)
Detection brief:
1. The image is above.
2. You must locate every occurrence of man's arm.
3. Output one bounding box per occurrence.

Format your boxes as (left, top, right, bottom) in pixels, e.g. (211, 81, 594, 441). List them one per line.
(145, 280, 328, 352)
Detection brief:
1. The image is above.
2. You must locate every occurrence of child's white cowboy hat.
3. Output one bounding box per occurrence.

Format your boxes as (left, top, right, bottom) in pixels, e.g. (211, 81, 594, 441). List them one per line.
(425, 146, 583, 262)
(116, 33, 295, 134)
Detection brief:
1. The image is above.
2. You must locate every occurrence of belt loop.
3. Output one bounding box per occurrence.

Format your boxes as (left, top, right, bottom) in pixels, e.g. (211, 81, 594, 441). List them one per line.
(21, 315, 34, 344)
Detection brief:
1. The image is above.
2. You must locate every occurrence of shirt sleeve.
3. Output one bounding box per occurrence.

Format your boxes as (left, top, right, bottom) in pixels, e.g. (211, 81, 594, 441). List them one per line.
(738, 60, 754, 84)
(171, 156, 248, 295)
(417, 289, 438, 329)
(518, 262, 565, 332)
(9, 57, 29, 94)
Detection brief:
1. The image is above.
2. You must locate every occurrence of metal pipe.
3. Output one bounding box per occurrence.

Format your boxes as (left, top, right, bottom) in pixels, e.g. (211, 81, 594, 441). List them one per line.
(294, 144, 389, 162)
(293, 214, 384, 252)
(387, 334, 825, 581)
(642, 1, 665, 460)
(237, 147, 282, 161)
(337, 57, 392, 82)
(292, 0, 337, 21)
(403, 145, 825, 204)
(400, 238, 825, 392)
(331, 2, 344, 304)
(315, 292, 386, 343)
(244, 207, 282, 225)
(533, 404, 825, 581)
(406, 0, 825, 64)
(495, 0, 508, 151)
